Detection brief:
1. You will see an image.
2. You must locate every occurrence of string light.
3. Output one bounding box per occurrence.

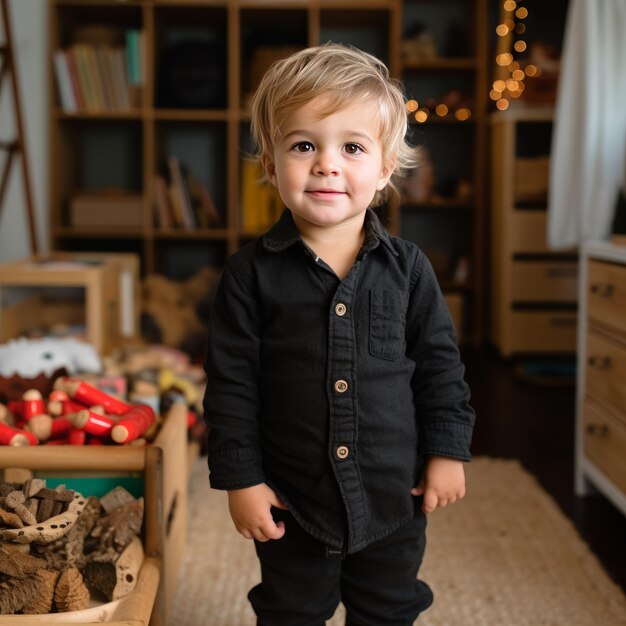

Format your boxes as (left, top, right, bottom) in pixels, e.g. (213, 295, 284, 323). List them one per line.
(492, 0, 539, 111)
(455, 108, 471, 121)
(435, 104, 449, 117)
(496, 24, 509, 37)
(406, 100, 419, 112)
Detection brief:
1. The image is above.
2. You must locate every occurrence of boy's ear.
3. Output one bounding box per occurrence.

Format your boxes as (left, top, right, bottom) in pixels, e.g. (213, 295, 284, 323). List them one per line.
(376, 161, 396, 191)
(262, 155, 277, 186)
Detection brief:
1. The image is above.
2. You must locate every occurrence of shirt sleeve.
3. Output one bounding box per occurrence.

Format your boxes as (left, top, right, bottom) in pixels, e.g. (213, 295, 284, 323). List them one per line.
(405, 251, 475, 462)
(203, 253, 266, 490)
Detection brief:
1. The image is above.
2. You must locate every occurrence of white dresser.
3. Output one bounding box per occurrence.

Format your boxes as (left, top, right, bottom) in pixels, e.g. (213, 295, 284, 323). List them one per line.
(575, 241, 626, 516)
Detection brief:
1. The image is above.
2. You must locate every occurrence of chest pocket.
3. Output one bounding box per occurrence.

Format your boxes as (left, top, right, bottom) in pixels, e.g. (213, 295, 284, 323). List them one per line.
(369, 289, 409, 361)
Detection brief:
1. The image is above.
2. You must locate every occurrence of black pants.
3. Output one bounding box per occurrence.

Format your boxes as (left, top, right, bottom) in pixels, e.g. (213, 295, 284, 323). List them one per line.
(249, 509, 433, 626)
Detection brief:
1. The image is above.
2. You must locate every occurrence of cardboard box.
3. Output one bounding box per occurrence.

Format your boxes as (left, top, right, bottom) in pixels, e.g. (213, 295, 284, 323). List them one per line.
(0, 252, 139, 354)
(70, 193, 144, 229)
(0, 402, 188, 626)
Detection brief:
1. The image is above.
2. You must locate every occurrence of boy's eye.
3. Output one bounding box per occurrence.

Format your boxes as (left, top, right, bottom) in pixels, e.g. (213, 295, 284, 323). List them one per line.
(292, 141, 314, 153)
(344, 143, 364, 155)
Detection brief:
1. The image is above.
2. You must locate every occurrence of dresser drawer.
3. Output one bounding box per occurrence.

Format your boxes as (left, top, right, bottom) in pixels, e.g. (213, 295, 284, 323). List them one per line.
(583, 400, 626, 494)
(587, 260, 626, 336)
(510, 310, 577, 352)
(586, 330, 626, 424)
(509, 211, 550, 253)
(512, 261, 578, 301)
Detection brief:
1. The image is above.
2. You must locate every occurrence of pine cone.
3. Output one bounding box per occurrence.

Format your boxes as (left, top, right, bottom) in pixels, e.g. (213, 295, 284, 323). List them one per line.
(21, 569, 59, 614)
(0, 573, 39, 614)
(54, 567, 90, 612)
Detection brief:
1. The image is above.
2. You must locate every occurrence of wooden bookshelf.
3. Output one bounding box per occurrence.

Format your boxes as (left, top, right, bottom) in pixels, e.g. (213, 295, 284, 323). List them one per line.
(398, 0, 488, 344)
(48, 0, 487, 343)
(48, 0, 403, 280)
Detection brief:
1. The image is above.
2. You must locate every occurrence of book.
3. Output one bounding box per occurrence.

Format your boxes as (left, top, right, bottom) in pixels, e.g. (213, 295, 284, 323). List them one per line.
(241, 159, 280, 233)
(53, 50, 77, 113)
(154, 174, 174, 229)
(125, 29, 141, 86)
(95, 46, 116, 110)
(168, 157, 195, 230)
(83, 45, 107, 111)
(111, 47, 132, 110)
(71, 44, 98, 111)
(185, 174, 209, 229)
(64, 49, 85, 111)
(197, 179, 223, 227)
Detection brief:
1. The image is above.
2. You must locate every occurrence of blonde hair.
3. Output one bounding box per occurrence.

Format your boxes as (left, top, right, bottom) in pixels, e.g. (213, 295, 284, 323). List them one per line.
(250, 43, 419, 206)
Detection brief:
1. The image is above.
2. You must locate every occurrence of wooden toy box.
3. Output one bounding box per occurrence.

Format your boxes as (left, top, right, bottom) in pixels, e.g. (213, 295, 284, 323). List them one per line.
(0, 252, 140, 355)
(0, 402, 188, 626)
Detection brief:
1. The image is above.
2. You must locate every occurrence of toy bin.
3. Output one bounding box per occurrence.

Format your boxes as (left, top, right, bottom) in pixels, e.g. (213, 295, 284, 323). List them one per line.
(0, 402, 188, 626)
(0, 252, 139, 355)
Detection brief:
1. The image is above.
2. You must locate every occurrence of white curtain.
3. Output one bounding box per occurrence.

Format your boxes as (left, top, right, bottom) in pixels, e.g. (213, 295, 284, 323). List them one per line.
(547, 0, 626, 249)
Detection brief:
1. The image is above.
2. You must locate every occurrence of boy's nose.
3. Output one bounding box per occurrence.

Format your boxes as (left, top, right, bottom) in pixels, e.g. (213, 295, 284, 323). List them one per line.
(313, 152, 340, 176)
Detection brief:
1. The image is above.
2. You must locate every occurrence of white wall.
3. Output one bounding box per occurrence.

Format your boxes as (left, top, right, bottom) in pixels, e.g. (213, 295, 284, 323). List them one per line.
(0, 0, 47, 262)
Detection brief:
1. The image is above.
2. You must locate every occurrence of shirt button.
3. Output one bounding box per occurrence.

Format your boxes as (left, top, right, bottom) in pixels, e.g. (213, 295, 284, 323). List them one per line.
(336, 445, 349, 460)
(334, 379, 348, 393)
(335, 303, 347, 316)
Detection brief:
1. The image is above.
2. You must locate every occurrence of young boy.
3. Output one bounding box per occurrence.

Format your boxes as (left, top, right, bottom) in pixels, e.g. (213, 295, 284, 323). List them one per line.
(204, 44, 475, 625)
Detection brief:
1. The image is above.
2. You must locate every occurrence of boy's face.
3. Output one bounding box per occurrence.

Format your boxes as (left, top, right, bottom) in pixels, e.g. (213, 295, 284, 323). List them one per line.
(265, 97, 393, 230)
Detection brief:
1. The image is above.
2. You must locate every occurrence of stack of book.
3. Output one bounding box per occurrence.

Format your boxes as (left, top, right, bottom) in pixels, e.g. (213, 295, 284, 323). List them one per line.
(53, 29, 145, 113)
(153, 158, 222, 230)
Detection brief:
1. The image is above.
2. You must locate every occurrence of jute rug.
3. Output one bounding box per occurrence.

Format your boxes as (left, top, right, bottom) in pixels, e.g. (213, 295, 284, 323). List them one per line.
(169, 457, 626, 625)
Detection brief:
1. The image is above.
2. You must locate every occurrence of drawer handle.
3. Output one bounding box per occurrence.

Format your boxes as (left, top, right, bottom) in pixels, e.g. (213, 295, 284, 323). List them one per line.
(546, 267, 577, 278)
(587, 355, 612, 369)
(590, 283, 614, 297)
(586, 423, 609, 437)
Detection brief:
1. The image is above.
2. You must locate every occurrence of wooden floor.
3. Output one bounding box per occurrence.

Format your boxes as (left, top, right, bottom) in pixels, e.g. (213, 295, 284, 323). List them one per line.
(463, 347, 626, 594)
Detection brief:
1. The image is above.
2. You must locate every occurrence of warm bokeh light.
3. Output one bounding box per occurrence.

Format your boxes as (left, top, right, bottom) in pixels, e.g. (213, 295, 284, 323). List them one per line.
(504, 0, 516, 11)
(514, 40, 527, 53)
(496, 24, 509, 36)
(512, 69, 525, 81)
(508, 61, 520, 72)
(516, 7, 528, 19)
(414, 110, 428, 123)
(490, 89, 501, 100)
(455, 108, 471, 121)
(516, 23, 526, 34)
(497, 52, 514, 66)
(504, 18, 515, 30)
(506, 79, 519, 91)
(494, 79, 506, 92)
(496, 98, 510, 110)
(525, 64, 538, 76)
(435, 104, 449, 117)
(406, 99, 418, 112)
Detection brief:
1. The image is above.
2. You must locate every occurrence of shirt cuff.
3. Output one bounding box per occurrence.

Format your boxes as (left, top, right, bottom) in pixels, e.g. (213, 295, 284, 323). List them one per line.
(208, 445, 266, 490)
(419, 420, 473, 462)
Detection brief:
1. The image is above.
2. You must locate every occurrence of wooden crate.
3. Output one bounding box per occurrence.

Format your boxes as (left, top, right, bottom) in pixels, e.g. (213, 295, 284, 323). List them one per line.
(0, 402, 188, 626)
(0, 252, 140, 354)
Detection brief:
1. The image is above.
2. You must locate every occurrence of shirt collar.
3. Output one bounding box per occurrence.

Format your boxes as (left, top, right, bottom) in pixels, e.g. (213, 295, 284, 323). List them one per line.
(262, 209, 398, 256)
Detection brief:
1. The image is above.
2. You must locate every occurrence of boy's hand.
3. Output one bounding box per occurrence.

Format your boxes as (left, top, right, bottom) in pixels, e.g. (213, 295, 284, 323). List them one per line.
(228, 483, 288, 542)
(411, 456, 466, 514)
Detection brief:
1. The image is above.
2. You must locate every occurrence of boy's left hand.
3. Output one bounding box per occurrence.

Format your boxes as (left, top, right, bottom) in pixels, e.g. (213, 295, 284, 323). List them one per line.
(411, 456, 466, 514)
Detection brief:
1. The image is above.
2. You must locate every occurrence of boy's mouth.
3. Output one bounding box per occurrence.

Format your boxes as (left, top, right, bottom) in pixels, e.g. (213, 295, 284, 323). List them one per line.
(306, 189, 346, 196)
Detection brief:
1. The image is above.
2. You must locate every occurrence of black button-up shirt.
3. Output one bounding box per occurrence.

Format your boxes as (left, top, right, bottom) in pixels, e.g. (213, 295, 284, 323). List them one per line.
(204, 209, 475, 554)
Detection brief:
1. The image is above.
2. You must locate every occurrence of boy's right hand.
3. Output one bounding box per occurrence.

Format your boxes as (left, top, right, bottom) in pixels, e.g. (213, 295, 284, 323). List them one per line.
(227, 483, 288, 542)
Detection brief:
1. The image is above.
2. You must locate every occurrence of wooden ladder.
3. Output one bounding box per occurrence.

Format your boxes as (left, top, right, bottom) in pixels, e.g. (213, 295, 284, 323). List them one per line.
(0, 0, 38, 253)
